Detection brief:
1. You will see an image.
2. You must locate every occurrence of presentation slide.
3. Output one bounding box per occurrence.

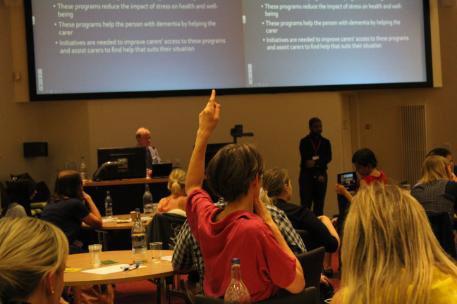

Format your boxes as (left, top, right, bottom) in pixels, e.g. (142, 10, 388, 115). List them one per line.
(26, 0, 430, 97)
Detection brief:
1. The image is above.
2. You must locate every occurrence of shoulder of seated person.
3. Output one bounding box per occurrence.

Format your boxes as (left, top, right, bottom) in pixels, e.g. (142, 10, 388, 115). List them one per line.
(235, 215, 270, 232)
(65, 197, 84, 203)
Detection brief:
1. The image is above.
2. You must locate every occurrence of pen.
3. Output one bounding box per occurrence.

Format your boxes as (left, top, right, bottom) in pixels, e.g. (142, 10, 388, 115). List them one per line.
(122, 263, 139, 271)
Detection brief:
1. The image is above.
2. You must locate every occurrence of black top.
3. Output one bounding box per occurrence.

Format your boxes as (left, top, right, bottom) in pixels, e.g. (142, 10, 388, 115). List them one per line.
(41, 198, 90, 244)
(274, 198, 339, 253)
(299, 134, 332, 174)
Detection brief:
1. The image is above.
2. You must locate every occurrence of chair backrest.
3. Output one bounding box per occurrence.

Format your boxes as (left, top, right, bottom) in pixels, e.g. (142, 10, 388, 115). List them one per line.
(426, 212, 456, 259)
(149, 213, 187, 249)
(295, 229, 311, 249)
(194, 287, 319, 304)
(297, 247, 325, 290)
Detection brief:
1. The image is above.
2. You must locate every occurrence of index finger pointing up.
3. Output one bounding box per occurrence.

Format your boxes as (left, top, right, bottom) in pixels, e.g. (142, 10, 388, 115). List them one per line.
(209, 89, 216, 103)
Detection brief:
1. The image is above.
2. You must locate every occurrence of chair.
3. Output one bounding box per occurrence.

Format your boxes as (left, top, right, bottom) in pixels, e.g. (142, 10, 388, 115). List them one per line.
(30, 201, 47, 217)
(195, 287, 319, 304)
(149, 212, 187, 249)
(426, 212, 456, 259)
(149, 213, 191, 303)
(297, 247, 325, 290)
(295, 229, 312, 249)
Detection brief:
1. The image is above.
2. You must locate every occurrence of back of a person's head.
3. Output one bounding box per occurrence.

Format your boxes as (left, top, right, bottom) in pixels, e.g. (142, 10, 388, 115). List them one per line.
(0, 217, 68, 303)
(427, 147, 452, 158)
(262, 168, 289, 198)
(352, 148, 377, 167)
(419, 155, 450, 184)
(53, 170, 82, 201)
(206, 144, 263, 202)
(136, 127, 149, 137)
(168, 168, 186, 195)
(5, 176, 36, 204)
(308, 117, 321, 128)
(340, 183, 457, 304)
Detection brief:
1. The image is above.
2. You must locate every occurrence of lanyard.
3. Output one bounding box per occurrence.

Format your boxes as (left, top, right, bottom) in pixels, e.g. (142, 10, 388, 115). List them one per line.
(310, 137, 321, 156)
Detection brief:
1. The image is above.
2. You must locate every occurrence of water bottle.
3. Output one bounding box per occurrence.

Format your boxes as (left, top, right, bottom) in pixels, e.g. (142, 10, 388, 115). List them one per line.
(143, 184, 153, 216)
(131, 209, 147, 264)
(224, 258, 251, 304)
(104, 191, 113, 218)
(79, 156, 87, 180)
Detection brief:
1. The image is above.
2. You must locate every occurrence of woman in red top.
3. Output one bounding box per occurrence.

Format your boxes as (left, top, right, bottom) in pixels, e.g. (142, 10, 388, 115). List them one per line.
(336, 148, 387, 202)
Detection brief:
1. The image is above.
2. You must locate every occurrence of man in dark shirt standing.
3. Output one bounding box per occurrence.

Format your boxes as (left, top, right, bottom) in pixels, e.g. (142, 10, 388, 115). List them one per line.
(299, 117, 332, 216)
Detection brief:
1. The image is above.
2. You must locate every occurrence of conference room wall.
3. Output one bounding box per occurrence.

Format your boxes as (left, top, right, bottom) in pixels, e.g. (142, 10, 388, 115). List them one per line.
(0, 4, 352, 215)
(85, 93, 351, 216)
(0, 5, 90, 195)
(348, 4, 457, 184)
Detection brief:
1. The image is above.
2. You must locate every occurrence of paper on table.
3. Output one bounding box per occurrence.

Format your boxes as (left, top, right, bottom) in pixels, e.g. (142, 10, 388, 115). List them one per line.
(116, 219, 131, 224)
(102, 217, 117, 223)
(82, 264, 145, 275)
(160, 255, 172, 262)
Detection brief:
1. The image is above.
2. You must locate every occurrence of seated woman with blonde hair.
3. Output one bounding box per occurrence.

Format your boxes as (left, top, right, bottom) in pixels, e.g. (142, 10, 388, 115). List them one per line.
(332, 183, 457, 304)
(158, 168, 187, 216)
(411, 155, 457, 220)
(0, 217, 69, 304)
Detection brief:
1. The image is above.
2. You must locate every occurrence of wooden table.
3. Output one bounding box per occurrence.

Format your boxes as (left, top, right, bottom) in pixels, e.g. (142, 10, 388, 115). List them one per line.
(84, 214, 154, 250)
(100, 214, 153, 230)
(65, 250, 174, 303)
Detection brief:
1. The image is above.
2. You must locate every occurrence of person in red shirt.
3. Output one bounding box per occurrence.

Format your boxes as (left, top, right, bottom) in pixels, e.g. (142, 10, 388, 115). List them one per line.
(184, 90, 305, 302)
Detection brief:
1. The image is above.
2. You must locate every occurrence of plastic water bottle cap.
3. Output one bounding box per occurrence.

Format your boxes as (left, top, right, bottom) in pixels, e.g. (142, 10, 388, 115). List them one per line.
(231, 258, 240, 265)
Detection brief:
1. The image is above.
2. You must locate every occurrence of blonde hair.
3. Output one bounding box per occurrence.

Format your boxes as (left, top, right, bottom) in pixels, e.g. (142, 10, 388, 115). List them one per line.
(0, 217, 69, 302)
(339, 183, 457, 304)
(418, 155, 451, 184)
(167, 169, 186, 196)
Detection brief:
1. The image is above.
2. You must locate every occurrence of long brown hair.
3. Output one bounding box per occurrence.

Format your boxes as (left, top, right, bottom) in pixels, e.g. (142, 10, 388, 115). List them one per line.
(52, 170, 83, 202)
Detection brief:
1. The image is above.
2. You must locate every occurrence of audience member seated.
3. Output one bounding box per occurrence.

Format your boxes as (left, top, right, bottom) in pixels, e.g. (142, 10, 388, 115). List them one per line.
(427, 147, 457, 180)
(2, 174, 37, 218)
(172, 188, 306, 292)
(262, 168, 340, 253)
(41, 170, 102, 253)
(332, 183, 457, 304)
(183, 90, 305, 301)
(411, 155, 457, 220)
(158, 168, 187, 216)
(336, 148, 387, 202)
(0, 217, 69, 304)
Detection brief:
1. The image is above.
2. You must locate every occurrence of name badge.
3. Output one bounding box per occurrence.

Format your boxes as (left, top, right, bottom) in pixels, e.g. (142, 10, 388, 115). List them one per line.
(312, 156, 320, 161)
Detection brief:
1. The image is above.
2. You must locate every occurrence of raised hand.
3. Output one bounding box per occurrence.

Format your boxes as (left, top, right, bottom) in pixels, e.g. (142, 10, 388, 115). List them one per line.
(198, 89, 221, 137)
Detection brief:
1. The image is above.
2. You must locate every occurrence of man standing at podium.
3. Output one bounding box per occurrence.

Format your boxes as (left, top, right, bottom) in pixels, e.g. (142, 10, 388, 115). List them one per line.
(136, 127, 162, 175)
(299, 117, 332, 216)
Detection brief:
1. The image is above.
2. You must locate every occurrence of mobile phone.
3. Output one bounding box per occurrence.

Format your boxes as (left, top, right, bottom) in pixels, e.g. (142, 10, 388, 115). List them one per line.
(337, 172, 357, 192)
